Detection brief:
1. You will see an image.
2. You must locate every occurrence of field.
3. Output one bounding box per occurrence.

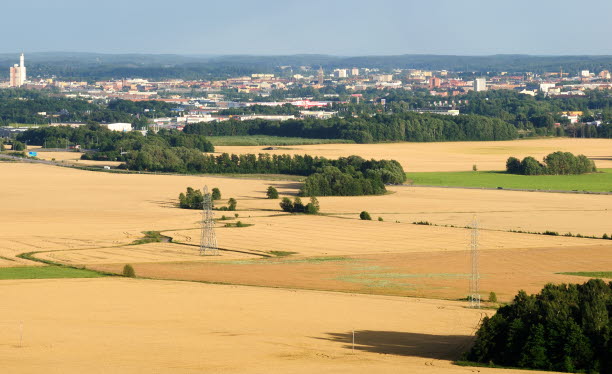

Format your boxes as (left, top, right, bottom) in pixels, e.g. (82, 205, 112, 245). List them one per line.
(208, 135, 354, 146)
(408, 168, 612, 192)
(2, 137, 612, 373)
(216, 138, 612, 172)
(2, 278, 545, 374)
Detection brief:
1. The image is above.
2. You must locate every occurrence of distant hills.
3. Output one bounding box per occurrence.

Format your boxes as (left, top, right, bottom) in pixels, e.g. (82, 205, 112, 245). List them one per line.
(2, 52, 612, 80)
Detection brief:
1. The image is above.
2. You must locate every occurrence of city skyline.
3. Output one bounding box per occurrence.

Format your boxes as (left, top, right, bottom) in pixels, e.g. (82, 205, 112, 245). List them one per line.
(3, 0, 612, 56)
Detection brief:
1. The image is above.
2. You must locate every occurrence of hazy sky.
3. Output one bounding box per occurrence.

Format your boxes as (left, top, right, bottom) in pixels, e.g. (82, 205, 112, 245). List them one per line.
(3, 0, 612, 55)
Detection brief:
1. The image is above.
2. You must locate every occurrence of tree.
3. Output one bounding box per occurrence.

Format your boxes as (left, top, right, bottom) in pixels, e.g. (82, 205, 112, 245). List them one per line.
(227, 198, 237, 211)
(12, 140, 26, 151)
(506, 157, 522, 174)
(293, 197, 305, 213)
(211, 187, 221, 200)
(266, 186, 279, 199)
(360, 211, 372, 220)
(304, 196, 320, 214)
(280, 197, 293, 212)
(122, 264, 136, 278)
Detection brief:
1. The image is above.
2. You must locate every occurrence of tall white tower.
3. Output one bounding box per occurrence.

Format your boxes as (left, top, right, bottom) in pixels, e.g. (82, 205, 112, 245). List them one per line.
(19, 53, 27, 85)
(9, 53, 26, 87)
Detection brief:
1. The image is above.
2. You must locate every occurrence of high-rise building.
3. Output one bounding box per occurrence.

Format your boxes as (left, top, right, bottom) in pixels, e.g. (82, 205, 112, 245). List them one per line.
(473, 77, 487, 92)
(9, 53, 27, 87)
(429, 77, 441, 89)
(350, 68, 359, 76)
(334, 69, 348, 78)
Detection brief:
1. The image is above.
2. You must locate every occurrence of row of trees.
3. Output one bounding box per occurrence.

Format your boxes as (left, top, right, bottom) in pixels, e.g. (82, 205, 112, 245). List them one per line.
(183, 112, 518, 143)
(178, 187, 236, 210)
(125, 150, 406, 196)
(506, 152, 597, 175)
(467, 279, 612, 373)
(15, 125, 214, 161)
(280, 196, 320, 214)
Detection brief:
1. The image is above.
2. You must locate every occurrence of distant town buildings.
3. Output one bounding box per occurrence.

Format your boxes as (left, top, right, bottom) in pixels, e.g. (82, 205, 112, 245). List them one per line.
(474, 77, 487, 92)
(9, 53, 27, 87)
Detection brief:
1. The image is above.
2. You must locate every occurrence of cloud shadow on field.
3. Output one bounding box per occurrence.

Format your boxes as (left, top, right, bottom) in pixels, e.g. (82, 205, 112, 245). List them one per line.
(317, 330, 473, 360)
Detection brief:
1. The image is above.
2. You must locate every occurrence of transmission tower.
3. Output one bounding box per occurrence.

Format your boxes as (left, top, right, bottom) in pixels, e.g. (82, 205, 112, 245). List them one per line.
(469, 217, 481, 308)
(200, 186, 219, 256)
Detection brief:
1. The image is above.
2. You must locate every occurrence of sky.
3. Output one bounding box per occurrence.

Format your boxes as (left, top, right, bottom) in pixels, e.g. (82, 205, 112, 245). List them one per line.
(3, 0, 612, 56)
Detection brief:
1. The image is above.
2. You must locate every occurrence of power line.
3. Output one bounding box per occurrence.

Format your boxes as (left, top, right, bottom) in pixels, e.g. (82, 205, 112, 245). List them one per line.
(469, 216, 481, 309)
(200, 185, 219, 256)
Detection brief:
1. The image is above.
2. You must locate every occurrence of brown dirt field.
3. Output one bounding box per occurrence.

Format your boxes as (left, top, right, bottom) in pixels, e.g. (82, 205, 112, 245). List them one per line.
(0, 277, 559, 374)
(91, 244, 612, 303)
(217, 138, 612, 171)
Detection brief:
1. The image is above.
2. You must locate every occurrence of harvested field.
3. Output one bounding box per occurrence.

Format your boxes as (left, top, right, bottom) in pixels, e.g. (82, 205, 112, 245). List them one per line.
(217, 138, 612, 172)
(91, 244, 612, 302)
(0, 277, 556, 374)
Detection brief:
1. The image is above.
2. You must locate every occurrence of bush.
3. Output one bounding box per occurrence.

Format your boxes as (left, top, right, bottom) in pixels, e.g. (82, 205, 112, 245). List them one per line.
(472, 164, 478, 172)
(211, 187, 221, 200)
(488, 291, 497, 303)
(122, 264, 135, 277)
(280, 197, 294, 212)
(227, 198, 237, 211)
(12, 141, 26, 151)
(236, 221, 245, 227)
(360, 211, 372, 220)
(266, 186, 279, 199)
(378, 217, 384, 221)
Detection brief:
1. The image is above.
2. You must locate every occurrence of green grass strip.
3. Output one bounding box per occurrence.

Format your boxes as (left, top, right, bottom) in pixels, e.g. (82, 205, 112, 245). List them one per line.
(559, 271, 612, 278)
(407, 169, 612, 193)
(0, 266, 106, 280)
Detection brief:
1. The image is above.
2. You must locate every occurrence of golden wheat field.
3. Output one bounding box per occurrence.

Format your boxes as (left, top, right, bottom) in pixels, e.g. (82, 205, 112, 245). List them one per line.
(2, 138, 612, 373)
(217, 138, 612, 171)
(0, 277, 563, 374)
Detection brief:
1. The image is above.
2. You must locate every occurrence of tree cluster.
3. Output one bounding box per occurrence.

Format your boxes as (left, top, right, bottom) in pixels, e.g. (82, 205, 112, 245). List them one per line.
(467, 279, 612, 373)
(125, 151, 406, 196)
(280, 197, 320, 214)
(506, 152, 597, 175)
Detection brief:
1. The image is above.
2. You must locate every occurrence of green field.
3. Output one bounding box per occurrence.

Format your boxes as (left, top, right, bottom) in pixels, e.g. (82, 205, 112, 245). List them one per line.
(407, 169, 612, 192)
(0, 266, 105, 280)
(208, 135, 354, 146)
(559, 271, 612, 279)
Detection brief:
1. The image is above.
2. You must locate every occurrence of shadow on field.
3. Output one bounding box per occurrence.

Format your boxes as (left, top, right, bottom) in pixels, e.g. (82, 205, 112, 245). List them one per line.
(318, 330, 473, 359)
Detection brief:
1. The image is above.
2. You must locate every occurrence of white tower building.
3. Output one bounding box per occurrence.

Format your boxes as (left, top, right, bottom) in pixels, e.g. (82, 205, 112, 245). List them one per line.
(9, 53, 27, 87)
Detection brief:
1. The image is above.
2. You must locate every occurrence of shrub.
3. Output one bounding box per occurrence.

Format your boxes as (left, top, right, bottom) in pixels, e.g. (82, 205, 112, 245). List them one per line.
(488, 291, 497, 303)
(227, 198, 237, 211)
(236, 221, 245, 227)
(472, 164, 478, 172)
(211, 187, 221, 200)
(266, 186, 279, 199)
(280, 197, 293, 212)
(234, 213, 239, 218)
(122, 264, 135, 278)
(12, 141, 26, 151)
(378, 217, 384, 221)
(360, 211, 372, 220)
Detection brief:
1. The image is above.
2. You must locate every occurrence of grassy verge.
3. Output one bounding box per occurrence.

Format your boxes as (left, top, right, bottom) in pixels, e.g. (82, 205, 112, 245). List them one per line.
(407, 169, 612, 192)
(131, 231, 171, 245)
(558, 271, 612, 278)
(208, 135, 354, 146)
(0, 266, 105, 280)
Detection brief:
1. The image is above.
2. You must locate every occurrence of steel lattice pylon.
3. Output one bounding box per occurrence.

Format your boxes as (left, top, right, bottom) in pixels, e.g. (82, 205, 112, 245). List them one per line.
(200, 186, 219, 256)
(469, 217, 481, 308)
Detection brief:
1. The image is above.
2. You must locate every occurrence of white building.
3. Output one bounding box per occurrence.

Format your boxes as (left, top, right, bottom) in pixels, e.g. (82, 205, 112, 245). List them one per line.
(539, 83, 556, 93)
(474, 78, 487, 92)
(9, 53, 27, 87)
(103, 123, 133, 132)
(350, 68, 359, 76)
(334, 69, 348, 78)
(581, 70, 590, 78)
